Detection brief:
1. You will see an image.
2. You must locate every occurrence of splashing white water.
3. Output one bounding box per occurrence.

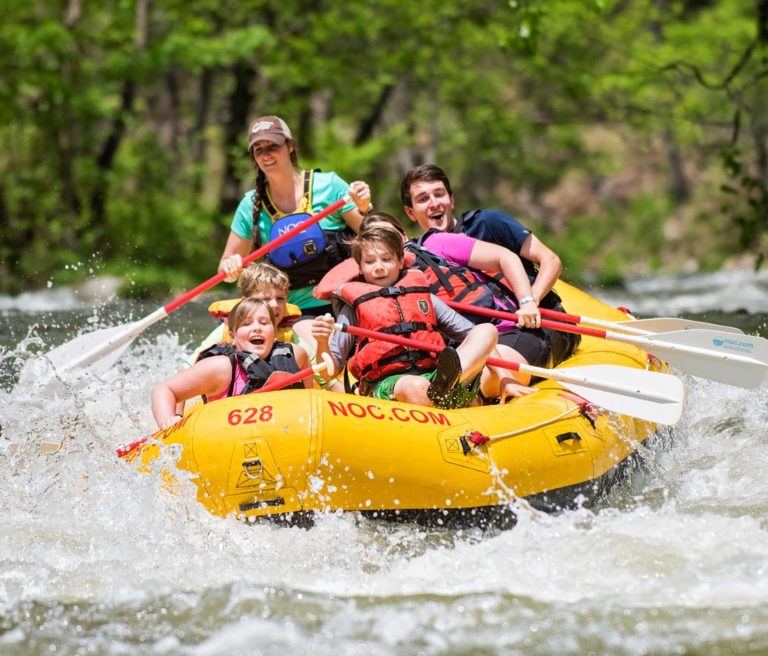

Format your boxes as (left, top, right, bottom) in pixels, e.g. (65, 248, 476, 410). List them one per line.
(1, 289, 768, 654)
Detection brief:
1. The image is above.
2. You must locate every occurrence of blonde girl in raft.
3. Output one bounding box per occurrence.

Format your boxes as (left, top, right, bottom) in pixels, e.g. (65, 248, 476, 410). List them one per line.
(152, 298, 310, 429)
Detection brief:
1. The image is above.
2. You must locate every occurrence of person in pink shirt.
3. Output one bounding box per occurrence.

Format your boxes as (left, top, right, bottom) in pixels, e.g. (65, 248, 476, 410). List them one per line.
(357, 213, 544, 398)
(413, 229, 547, 395)
(150, 298, 311, 429)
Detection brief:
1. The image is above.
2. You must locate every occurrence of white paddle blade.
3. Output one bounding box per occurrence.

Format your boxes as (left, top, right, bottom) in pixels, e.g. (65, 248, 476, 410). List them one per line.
(643, 329, 768, 388)
(35, 308, 169, 378)
(17, 324, 137, 388)
(534, 364, 685, 425)
(43, 321, 144, 376)
(615, 317, 744, 335)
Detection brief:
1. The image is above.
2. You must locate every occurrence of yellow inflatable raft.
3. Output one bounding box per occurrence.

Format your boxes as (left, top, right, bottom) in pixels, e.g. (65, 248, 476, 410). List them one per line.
(123, 282, 666, 529)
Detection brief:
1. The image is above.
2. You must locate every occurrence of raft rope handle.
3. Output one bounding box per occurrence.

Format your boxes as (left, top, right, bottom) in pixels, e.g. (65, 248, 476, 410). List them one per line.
(485, 405, 581, 442)
(461, 406, 582, 454)
(459, 394, 608, 456)
(461, 403, 592, 454)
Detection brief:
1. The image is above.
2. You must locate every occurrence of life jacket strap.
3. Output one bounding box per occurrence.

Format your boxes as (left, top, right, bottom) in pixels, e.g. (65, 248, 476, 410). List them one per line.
(263, 169, 316, 221)
(356, 321, 431, 351)
(359, 350, 435, 381)
(352, 285, 432, 309)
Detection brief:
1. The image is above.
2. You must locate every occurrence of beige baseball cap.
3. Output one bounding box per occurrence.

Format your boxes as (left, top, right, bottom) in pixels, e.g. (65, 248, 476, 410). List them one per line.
(247, 116, 293, 149)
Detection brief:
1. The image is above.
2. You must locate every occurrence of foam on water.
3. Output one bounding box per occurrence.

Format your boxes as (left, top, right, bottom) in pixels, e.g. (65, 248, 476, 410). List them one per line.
(0, 288, 84, 313)
(593, 268, 768, 316)
(2, 281, 768, 654)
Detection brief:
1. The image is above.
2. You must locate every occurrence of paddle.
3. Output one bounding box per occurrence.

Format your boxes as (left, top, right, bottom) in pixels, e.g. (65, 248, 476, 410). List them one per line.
(447, 300, 768, 389)
(115, 356, 335, 458)
(539, 307, 744, 336)
(41, 197, 349, 377)
(255, 355, 334, 393)
(334, 323, 684, 425)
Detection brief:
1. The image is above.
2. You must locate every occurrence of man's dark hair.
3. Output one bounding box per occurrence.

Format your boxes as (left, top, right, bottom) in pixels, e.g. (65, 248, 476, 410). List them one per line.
(399, 164, 453, 207)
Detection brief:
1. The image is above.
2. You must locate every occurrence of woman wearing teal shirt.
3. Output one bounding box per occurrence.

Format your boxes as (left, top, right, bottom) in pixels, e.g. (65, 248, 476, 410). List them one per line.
(219, 116, 372, 312)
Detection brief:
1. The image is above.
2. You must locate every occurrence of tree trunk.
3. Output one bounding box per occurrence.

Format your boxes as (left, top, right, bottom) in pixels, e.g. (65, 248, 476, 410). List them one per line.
(63, 0, 81, 26)
(58, 0, 83, 249)
(296, 94, 314, 160)
(664, 126, 690, 202)
(90, 0, 150, 252)
(651, 0, 690, 202)
(0, 182, 35, 291)
(218, 62, 256, 216)
(91, 80, 135, 252)
(758, 0, 768, 44)
(389, 76, 416, 173)
(355, 84, 395, 145)
(164, 70, 181, 152)
(192, 68, 214, 171)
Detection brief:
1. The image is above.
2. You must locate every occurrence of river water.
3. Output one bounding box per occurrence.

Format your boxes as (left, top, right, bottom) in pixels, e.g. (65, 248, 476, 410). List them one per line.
(1, 269, 768, 655)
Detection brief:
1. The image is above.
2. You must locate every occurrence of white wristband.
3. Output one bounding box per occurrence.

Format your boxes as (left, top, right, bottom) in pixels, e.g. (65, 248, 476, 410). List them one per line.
(518, 296, 535, 306)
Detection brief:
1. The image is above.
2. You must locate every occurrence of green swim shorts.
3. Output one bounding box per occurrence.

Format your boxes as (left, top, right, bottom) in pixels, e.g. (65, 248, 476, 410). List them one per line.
(370, 370, 436, 401)
(370, 371, 480, 409)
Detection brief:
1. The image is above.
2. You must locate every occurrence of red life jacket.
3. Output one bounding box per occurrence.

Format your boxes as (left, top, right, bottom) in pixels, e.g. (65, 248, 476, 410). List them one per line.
(316, 243, 516, 317)
(334, 269, 446, 383)
(406, 237, 518, 314)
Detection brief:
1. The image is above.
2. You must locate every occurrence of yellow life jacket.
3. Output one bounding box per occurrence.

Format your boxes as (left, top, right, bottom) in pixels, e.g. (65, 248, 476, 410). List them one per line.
(206, 298, 302, 342)
(262, 169, 315, 219)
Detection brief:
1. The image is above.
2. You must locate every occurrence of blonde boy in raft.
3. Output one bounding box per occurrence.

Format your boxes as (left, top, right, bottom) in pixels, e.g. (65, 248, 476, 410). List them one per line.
(185, 262, 342, 390)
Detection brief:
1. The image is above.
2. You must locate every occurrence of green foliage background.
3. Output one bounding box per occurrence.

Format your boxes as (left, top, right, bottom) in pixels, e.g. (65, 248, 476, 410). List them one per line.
(1, 0, 766, 297)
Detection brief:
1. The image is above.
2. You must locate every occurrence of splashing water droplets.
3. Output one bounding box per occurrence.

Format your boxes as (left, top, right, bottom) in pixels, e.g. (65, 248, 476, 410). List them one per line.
(1, 281, 768, 653)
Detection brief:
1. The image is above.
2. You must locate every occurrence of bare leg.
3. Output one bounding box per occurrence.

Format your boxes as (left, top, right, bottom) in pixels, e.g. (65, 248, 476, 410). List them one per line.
(324, 379, 346, 393)
(393, 375, 432, 406)
(481, 343, 535, 402)
(455, 323, 498, 383)
(396, 324, 498, 407)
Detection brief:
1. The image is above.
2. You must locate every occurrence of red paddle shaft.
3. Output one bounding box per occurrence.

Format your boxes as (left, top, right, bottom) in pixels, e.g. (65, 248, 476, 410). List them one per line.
(163, 197, 348, 314)
(340, 323, 525, 372)
(445, 301, 609, 339)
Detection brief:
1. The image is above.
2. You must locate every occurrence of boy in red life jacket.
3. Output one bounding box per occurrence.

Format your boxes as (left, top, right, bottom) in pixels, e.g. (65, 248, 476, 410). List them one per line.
(311, 225, 501, 408)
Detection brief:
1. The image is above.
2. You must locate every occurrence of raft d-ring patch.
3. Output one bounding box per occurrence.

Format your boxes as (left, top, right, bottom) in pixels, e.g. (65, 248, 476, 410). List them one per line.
(234, 441, 281, 490)
(438, 428, 490, 472)
(242, 458, 263, 479)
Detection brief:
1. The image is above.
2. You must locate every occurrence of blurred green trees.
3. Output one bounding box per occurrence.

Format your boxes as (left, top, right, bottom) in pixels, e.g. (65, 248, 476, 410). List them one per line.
(0, 0, 765, 296)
